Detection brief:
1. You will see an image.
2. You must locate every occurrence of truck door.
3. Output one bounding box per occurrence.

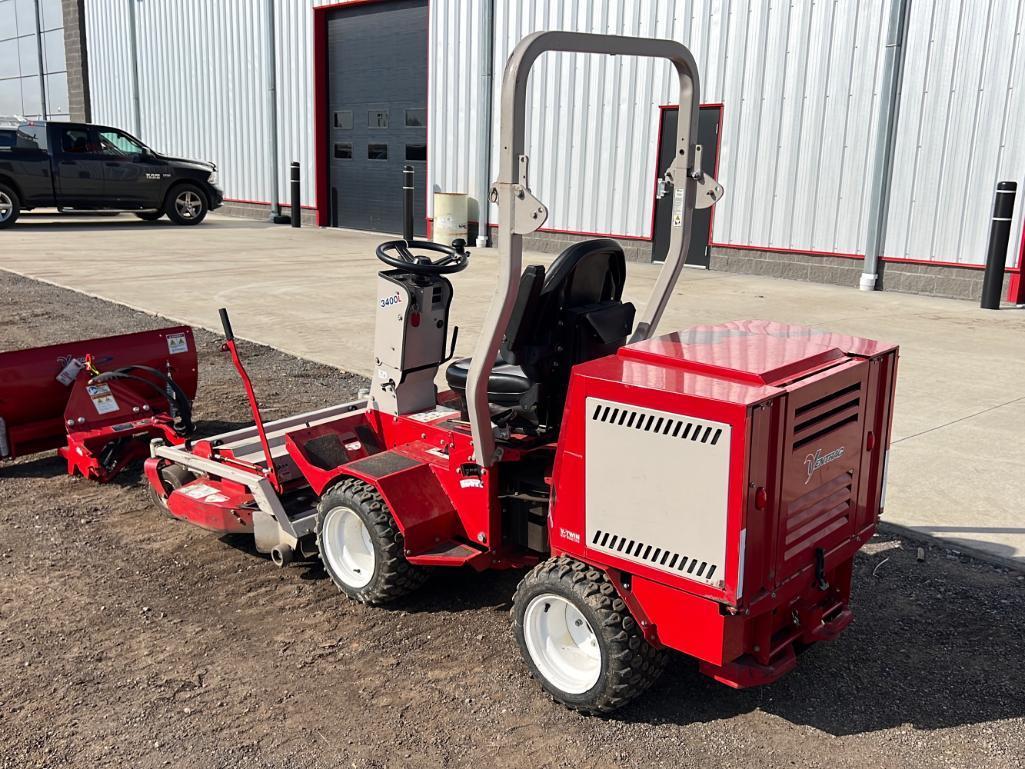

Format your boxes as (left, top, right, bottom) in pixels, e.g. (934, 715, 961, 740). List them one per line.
(53, 125, 107, 206)
(96, 127, 163, 208)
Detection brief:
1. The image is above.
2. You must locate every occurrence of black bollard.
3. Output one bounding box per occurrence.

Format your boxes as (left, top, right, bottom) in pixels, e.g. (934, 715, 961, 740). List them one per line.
(403, 164, 414, 242)
(981, 181, 1017, 309)
(290, 161, 301, 228)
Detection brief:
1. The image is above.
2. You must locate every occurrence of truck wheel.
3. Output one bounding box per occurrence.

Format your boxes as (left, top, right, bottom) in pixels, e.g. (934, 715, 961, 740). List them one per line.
(0, 184, 20, 229)
(316, 478, 428, 605)
(512, 556, 668, 714)
(165, 184, 208, 225)
(135, 210, 164, 221)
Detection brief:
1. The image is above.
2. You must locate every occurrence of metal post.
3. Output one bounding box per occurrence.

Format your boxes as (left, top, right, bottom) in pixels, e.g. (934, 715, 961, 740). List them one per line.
(980, 181, 1017, 310)
(32, 0, 47, 118)
(475, 0, 495, 247)
(402, 164, 414, 242)
(264, 0, 281, 222)
(127, 0, 142, 135)
(861, 0, 911, 291)
(290, 161, 301, 228)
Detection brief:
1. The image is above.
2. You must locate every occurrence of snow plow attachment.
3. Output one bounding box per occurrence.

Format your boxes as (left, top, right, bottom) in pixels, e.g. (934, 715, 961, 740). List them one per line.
(0, 326, 199, 481)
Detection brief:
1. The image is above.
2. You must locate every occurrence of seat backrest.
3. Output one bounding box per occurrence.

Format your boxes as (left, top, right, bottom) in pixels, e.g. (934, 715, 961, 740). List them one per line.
(501, 238, 635, 423)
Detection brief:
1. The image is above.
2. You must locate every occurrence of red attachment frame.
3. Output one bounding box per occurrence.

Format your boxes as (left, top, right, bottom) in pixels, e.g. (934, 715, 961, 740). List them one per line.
(0, 327, 198, 481)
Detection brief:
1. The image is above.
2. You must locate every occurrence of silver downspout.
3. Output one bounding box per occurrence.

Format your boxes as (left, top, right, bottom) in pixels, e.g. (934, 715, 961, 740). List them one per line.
(127, 0, 142, 134)
(264, 0, 281, 220)
(32, 0, 47, 118)
(861, 0, 911, 291)
(475, 0, 494, 247)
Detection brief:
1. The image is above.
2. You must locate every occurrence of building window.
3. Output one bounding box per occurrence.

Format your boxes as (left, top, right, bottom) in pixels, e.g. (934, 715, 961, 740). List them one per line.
(333, 111, 352, 129)
(405, 144, 426, 162)
(405, 109, 425, 127)
(367, 144, 388, 161)
(334, 142, 352, 159)
(369, 110, 388, 129)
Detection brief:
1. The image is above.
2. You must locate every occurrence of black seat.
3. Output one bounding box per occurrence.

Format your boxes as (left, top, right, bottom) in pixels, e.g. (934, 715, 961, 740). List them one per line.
(444, 355, 531, 407)
(446, 238, 634, 428)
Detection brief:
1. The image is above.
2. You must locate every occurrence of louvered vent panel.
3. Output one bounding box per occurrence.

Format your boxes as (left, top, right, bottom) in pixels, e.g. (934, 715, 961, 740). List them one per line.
(792, 382, 861, 451)
(783, 473, 853, 561)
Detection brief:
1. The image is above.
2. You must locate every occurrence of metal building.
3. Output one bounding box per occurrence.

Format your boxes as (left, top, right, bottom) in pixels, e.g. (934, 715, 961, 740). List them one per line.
(55, 1, 1025, 301)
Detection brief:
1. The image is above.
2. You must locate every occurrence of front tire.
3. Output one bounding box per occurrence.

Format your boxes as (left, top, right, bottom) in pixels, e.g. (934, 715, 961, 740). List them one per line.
(512, 556, 668, 714)
(316, 478, 427, 605)
(135, 210, 164, 221)
(165, 183, 208, 225)
(147, 463, 195, 513)
(0, 183, 21, 229)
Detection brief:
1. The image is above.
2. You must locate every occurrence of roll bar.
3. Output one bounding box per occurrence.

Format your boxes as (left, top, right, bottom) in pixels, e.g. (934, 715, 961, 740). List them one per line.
(465, 31, 723, 466)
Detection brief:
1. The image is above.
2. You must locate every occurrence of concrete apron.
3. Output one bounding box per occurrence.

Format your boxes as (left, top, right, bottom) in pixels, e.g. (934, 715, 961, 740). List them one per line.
(2, 213, 1023, 568)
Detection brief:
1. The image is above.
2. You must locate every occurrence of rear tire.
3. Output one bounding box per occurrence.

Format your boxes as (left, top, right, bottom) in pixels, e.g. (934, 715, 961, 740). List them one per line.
(0, 183, 20, 229)
(135, 210, 164, 221)
(165, 183, 208, 225)
(316, 478, 427, 605)
(512, 556, 668, 714)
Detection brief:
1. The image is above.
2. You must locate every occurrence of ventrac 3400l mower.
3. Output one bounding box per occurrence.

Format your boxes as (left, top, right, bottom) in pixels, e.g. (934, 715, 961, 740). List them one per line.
(145, 32, 898, 713)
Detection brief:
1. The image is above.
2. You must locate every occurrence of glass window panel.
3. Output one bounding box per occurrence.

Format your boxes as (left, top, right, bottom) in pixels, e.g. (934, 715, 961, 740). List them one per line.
(333, 142, 352, 159)
(0, 38, 19, 79)
(0, 129, 14, 147)
(405, 144, 426, 162)
(367, 143, 387, 161)
(333, 110, 352, 129)
(369, 110, 388, 129)
(98, 128, 144, 156)
(19, 74, 41, 115)
(17, 123, 46, 149)
(59, 127, 91, 153)
(40, 0, 61, 32)
(0, 1, 16, 42)
(404, 109, 425, 127)
(0, 78, 20, 115)
(42, 28, 63, 73)
(14, 0, 36, 37)
(44, 70, 65, 113)
(17, 34, 37, 76)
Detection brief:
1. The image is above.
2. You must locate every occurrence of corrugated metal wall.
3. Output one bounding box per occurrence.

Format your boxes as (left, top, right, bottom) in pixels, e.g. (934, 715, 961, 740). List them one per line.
(884, 0, 1025, 266)
(429, 0, 893, 252)
(85, 0, 1024, 268)
(85, 0, 335, 207)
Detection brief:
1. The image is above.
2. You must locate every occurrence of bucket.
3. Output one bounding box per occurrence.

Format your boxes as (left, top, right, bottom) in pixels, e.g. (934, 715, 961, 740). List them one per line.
(433, 192, 468, 245)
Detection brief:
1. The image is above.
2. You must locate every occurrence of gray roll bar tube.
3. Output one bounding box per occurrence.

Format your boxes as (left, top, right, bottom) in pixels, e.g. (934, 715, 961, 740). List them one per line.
(465, 31, 723, 467)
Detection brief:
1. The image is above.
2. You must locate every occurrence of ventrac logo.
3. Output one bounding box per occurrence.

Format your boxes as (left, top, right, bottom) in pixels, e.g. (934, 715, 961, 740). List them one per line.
(804, 446, 845, 484)
(379, 292, 402, 309)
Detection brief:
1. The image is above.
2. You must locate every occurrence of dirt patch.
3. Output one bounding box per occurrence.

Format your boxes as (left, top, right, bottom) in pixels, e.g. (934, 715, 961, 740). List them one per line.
(1, 271, 1023, 769)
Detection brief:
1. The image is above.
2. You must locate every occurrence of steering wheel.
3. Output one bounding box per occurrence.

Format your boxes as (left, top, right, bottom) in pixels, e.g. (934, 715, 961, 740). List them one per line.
(375, 238, 470, 276)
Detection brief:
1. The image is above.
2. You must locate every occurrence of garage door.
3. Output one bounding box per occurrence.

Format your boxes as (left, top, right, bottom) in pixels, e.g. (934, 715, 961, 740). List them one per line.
(327, 0, 428, 234)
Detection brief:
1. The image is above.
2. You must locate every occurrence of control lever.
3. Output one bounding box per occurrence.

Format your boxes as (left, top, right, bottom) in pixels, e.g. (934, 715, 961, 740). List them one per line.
(442, 326, 460, 364)
(218, 307, 282, 491)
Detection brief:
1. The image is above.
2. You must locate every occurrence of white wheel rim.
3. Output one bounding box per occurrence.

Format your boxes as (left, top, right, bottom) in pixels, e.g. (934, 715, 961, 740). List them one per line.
(523, 593, 602, 695)
(0, 191, 12, 222)
(321, 506, 375, 589)
(175, 190, 201, 219)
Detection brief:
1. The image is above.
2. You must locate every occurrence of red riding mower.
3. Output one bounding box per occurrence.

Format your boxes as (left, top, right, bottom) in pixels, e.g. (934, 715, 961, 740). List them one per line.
(144, 32, 897, 713)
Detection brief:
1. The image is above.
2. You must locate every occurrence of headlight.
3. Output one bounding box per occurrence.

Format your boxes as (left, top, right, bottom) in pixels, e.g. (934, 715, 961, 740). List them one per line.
(208, 169, 219, 186)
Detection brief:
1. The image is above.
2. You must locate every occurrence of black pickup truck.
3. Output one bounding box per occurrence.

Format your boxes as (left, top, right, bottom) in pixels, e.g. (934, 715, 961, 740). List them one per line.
(0, 120, 223, 228)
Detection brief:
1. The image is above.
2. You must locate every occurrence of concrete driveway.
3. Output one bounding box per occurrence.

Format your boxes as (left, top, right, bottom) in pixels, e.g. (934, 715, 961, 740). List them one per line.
(2, 212, 1024, 565)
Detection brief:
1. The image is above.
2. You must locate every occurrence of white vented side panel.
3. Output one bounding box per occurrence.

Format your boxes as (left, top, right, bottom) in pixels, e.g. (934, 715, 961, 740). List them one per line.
(584, 398, 731, 588)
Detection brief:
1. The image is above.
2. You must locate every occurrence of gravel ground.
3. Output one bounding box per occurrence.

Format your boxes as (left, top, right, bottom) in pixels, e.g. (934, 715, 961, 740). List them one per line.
(0, 270, 1023, 769)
